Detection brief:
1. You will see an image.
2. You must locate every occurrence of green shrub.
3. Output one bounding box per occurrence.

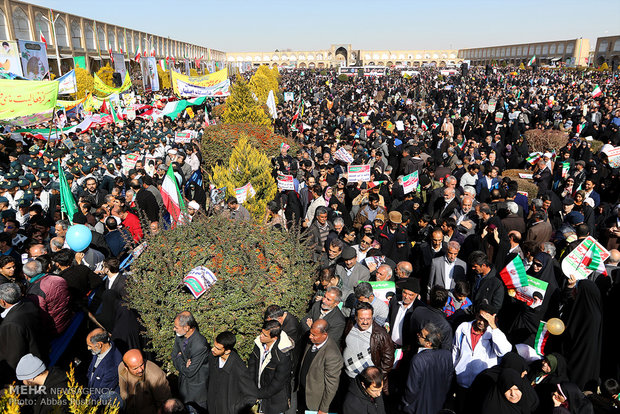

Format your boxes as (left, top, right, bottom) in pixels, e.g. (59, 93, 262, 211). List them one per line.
(126, 215, 316, 369)
(337, 74, 349, 83)
(200, 123, 298, 171)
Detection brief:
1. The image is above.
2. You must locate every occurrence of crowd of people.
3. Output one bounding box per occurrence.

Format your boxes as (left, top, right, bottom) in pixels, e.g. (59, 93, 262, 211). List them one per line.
(0, 63, 619, 414)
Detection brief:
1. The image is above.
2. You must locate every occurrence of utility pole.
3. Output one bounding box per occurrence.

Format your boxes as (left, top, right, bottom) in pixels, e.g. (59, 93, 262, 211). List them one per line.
(42, 8, 62, 76)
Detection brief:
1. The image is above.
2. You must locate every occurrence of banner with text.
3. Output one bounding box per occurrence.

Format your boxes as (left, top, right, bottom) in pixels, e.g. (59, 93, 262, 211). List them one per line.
(0, 79, 58, 121)
(171, 68, 230, 97)
(402, 171, 419, 194)
(277, 173, 295, 191)
(348, 165, 371, 183)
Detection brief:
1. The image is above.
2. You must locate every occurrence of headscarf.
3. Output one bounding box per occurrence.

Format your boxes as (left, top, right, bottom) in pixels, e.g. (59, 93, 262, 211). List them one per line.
(557, 383, 594, 414)
(481, 368, 536, 414)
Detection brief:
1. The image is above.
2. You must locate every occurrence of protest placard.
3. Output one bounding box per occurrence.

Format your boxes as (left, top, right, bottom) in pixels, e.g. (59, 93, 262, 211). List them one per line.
(518, 173, 534, 179)
(175, 130, 197, 143)
(603, 146, 620, 168)
(334, 147, 354, 164)
(284, 92, 294, 102)
(514, 276, 549, 308)
(366, 281, 396, 304)
(277, 173, 295, 191)
(495, 112, 504, 123)
(402, 171, 419, 194)
(488, 98, 497, 112)
(122, 152, 140, 172)
(234, 182, 256, 204)
(561, 236, 610, 280)
(395, 120, 404, 131)
(348, 165, 371, 183)
(183, 266, 217, 299)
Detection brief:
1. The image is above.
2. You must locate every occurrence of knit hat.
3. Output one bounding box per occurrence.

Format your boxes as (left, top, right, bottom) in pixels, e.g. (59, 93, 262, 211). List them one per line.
(16, 354, 46, 380)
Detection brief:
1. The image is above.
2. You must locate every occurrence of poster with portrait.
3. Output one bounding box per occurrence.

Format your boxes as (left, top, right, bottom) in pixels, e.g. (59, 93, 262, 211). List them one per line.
(17, 40, 49, 80)
(514, 276, 548, 309)
(0, 40, 24, 77)
(112, 52, 127, 80)
(140, 56, 159, 92)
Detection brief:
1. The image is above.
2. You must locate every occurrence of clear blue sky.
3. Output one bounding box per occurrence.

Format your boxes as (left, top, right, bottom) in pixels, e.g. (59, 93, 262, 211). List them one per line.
(28, 0, 620, 52)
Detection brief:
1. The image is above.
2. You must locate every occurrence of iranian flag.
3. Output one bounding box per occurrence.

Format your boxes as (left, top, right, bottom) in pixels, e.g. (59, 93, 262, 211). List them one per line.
(500, 255, 529, 289)
(161, 163, 187, 223)
(561, 161, 570, 178)
(534, 321, 550, 356)
(591, 85, 602, 98)
(159, 59, 167, 71)
(527, 55, 536, 66)
(421, 120, 428, 131)
(133, 45, 141, 62)
(457, 138, 466, 150)
(40, 30, 47, 48)
(582, 243, 608, 276)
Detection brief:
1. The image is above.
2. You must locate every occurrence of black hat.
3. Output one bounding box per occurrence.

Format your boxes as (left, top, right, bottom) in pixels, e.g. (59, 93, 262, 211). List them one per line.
(562, 197, 574, 206)
(341, 246, 356, 260)
(397, 277, 420, 293)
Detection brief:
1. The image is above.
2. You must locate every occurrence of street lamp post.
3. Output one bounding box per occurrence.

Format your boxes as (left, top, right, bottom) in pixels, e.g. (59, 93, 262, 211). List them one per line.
(42, 9, 62, 77)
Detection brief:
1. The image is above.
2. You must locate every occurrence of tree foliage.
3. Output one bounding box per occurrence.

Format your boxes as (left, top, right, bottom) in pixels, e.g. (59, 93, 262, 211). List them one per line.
(209, 135, 277, 222)
(95, 64, 115, 90)
(222, 76, 271, 126)
(523, 129, 569, 153)
(249, 65, 279, 105)
(74, 67, 94, 99)
(200, 123, 298, 171)
(126, 214, 315, 367)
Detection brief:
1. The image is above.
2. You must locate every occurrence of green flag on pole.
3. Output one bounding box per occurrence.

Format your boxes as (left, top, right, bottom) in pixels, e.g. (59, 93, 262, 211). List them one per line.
(58, 160, 77, 222)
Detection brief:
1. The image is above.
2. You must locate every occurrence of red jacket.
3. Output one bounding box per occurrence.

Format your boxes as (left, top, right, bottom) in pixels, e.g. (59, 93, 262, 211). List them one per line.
(122, 212, 143, 242)
(26, 274, 73, 336)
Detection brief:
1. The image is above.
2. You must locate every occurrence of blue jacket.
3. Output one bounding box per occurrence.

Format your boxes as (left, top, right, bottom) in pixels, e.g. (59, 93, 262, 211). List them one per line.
(87, 343, 123, 395)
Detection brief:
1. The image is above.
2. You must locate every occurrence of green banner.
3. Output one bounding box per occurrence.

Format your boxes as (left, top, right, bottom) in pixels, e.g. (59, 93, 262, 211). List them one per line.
(0, 79, 58, 121)
(73, 56, 86, 69)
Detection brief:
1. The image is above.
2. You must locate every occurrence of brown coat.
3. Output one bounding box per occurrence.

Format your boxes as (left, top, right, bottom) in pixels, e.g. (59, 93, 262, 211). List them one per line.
(344, 321, 394, 392)
(526, 220, 553, 244)
(118, 360, 171, 414)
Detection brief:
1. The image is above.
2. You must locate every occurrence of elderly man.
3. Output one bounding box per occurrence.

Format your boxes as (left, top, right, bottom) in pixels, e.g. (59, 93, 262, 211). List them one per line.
(302, 286, 346, 344)
(86, 328, 123, 404)
(171, 311, 210, 411)
(394, 261, 412, 280)
(427, 241, 467, 293)
(343, 302, 394, 392)
(118, 349, 171, 414)
(336, 246, 371, 311)
(402, 322, 454, 414)
(451, 195, 477, 237)
(23, 259, 72, 336)
(354, 282, 390, 326)
(298, 320, 343, 414)
(388, 278, 424, 349)
(0, 283, 44, 384)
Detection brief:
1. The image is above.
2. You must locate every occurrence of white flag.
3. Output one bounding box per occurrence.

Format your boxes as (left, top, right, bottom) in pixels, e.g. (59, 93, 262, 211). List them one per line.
(267, 90, 277, 119)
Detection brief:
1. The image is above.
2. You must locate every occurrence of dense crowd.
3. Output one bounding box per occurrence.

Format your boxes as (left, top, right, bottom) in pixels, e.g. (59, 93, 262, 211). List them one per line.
(0, 64, 619, 414)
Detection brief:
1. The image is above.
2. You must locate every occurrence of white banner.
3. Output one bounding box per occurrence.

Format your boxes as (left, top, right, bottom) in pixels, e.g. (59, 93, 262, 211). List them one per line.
(347, 165, 371, 183)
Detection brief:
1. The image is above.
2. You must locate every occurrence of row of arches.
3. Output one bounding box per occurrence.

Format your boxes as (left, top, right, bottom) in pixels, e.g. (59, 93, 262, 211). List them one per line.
(0, 6, 208, 59)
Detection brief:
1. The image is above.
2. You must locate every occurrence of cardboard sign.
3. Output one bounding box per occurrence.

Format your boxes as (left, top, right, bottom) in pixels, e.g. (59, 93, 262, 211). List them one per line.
(561, 236, 610, 280)
(402, 171, 419, 194)
(603, 146, 620, 168)
(175, 130, 197, 143)
(366, 281, 396, 304)
(183, 266, 217, 299)
(488, 98, 497, 113)
(348, 165, 371, 183)
(277, 173, 295, 191)
(234, 182, 256, 204)
(514, 276, 548, 308)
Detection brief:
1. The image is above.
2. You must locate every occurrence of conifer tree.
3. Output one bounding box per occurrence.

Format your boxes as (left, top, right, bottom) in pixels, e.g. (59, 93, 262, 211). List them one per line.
(249, 65, 279, 105)
(74, 67, 94, 99)
(222, 76, 271, 126)
(209, 134, 277, 221)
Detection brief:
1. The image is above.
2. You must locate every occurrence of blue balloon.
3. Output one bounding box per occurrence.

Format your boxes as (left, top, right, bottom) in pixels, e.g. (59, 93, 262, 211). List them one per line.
(66, 224, 92, 252)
